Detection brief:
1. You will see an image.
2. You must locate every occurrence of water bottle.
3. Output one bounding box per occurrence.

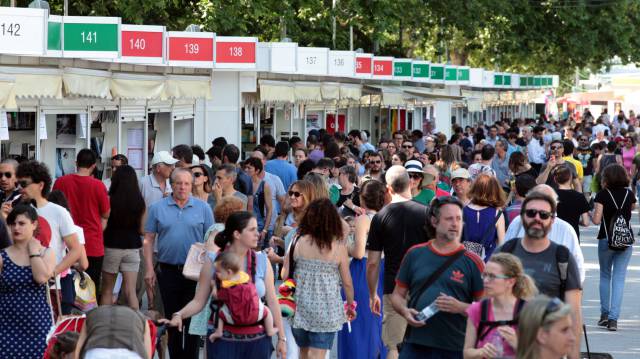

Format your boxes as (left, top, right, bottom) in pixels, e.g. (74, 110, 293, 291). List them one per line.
(414, 300, 439, 322)
(488, 331, 504, 358)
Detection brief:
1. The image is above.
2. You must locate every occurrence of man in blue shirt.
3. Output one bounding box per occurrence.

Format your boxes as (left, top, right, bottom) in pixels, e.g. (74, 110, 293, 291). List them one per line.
(143, 168, 213, 359)
(348, 129, 375, 159)
(266, 141, 298, 191)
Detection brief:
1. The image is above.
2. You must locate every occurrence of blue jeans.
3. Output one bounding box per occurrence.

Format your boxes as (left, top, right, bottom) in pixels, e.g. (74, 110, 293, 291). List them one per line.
(598, 239, 633, 320)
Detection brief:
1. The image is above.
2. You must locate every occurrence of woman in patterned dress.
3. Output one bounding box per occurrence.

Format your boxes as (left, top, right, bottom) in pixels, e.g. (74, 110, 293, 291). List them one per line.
(0, 204, 56, 359)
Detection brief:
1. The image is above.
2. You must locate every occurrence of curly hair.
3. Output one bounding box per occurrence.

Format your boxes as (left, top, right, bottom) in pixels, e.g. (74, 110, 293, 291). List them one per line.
(16, 160, 53, 196)
(298, 198, 344, 251)
(468, 173, 506, 208)
(214, 196, 246, 224)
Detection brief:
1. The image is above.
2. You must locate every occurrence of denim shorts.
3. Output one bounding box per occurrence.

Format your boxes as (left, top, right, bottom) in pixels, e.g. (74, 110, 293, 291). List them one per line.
(291, 327, 336, 350)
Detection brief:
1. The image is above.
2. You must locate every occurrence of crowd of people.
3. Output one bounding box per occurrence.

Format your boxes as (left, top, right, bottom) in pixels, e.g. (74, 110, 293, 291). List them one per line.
(0, 107, 637, 359)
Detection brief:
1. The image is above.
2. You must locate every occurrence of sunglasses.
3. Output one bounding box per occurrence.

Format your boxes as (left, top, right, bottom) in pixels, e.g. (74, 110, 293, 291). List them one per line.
(524, 209, 554, 220)
(403, 145, 414, 149)
(0, 172, 12, 179)
(192, 172, 204, 178)
(409, 173, 423, 180)
(481, 273, 512, 281)
(370, 160, 381, 164)
(542, 297, 563, 322)
(550, 145, 563, 150)
(288, 191, 302, 198)
(579, 138, 588, 141)
(17, 180, 32, 188)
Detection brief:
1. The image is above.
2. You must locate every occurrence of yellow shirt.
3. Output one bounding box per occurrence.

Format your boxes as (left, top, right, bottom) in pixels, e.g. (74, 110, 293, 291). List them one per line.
(221, 271, 250, 288)
(563, 156, 583, 180)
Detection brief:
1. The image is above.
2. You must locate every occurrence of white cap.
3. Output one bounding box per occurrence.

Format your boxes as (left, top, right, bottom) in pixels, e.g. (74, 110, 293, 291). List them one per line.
(404, 160, 424, 173)
(151, 151, 179, 166)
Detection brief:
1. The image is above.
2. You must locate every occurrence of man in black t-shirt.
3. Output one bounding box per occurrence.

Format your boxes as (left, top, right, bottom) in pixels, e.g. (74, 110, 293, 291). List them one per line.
(366, 165, 428, 358)
(554, 166, 590, 241)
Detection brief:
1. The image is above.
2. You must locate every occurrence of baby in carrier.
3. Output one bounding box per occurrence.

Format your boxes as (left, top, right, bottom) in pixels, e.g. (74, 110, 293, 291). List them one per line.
(210, 252, 277, 341)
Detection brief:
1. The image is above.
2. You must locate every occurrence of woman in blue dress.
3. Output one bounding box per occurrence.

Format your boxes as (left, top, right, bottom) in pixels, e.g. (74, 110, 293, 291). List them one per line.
(0, 204, 56, 359)
(338, 180, 386, 359)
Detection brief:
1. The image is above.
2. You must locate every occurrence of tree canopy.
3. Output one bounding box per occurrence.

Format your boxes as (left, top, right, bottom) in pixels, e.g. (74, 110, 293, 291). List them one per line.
(14, 0, 640, 86)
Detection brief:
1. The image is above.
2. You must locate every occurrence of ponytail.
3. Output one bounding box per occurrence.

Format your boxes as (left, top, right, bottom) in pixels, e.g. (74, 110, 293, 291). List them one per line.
(513, 273, 538, 299)
(214, 231, 230, 249)
(488, 252, 538, 300)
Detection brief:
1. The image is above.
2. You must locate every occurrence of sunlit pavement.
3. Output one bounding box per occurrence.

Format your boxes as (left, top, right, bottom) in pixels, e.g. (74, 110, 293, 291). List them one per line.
(579, 209, 640, 358)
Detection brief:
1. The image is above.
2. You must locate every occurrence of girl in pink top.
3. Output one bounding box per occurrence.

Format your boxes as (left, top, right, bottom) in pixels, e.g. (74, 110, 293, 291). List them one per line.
(621, 137, 637, 175)
(463, 253, 537, 359)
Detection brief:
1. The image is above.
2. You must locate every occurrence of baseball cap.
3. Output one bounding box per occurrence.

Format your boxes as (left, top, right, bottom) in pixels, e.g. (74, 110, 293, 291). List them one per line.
(404, 160, 424, 173)
(151, 151, 179, 166)
(451, 168, 470, 180)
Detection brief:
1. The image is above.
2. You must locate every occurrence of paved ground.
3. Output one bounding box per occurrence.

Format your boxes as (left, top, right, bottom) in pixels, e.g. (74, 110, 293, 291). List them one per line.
(579, 210, 640, 358)
(180, 209, 640, 359)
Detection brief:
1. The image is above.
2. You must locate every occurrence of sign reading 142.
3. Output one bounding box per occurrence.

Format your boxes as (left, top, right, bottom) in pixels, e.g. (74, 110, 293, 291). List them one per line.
(0, 7, 47, 56)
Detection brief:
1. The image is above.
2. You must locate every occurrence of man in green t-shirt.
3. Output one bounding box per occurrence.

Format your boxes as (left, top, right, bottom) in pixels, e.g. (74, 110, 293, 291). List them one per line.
(391, 196, 484, 356)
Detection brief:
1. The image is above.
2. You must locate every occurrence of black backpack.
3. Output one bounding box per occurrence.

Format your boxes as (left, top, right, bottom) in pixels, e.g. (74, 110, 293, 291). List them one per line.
(603, 189, 634, 251)
(475, 298, 526, 346)
(500, 238, 570, 300)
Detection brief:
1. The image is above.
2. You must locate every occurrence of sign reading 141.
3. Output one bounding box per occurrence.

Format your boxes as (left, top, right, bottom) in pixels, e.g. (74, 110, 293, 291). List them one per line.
(62, 16, 120, 59)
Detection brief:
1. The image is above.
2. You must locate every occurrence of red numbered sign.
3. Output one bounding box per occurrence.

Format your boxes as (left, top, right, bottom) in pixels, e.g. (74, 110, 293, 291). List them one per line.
(373, 58, 393, 76)
(355, 56, 372, 74)
(122, 31, 162, 58)
(169, 37, 213, 61)
(216, 37, 256, 66)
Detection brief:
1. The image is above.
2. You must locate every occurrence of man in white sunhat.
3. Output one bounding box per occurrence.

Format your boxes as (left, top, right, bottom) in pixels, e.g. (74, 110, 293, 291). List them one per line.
(450, 168, 471, 205)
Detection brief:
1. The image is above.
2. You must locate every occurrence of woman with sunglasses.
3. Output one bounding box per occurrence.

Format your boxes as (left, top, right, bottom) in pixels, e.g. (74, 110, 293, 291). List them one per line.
(464, 253, 537, 359)
(191, 164, 215, 212)
(516, 296, 575, 359)
(591, 164, 636, 331)
(0, 204, 55, 359)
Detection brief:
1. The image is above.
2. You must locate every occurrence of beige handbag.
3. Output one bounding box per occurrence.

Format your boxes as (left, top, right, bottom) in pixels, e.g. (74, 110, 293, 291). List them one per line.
(182, 242, 207, 281)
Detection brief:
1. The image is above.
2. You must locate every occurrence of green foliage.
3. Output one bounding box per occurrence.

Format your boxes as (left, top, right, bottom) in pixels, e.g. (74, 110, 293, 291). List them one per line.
(34, 0, 640, 87)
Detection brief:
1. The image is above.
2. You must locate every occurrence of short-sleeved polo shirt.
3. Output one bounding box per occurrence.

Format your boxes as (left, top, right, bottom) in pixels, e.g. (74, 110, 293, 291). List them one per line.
(139, 174, 172, 208)
(145, 196, 214, 265)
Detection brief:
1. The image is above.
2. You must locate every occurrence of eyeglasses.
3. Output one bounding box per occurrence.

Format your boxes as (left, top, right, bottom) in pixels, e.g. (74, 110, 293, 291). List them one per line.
(542, 297, 563, 322)
(17, 180, 32, 188)
(550, 145, 563, 151)
(288, 190, 302, 198)
(192, 172, 204, 178)
(481, 273, 512, 281)
(0, 172, 12, 179)
(403, 144, 414, 149)
(409, 173, 423, 180)
(524, 209, 554, 220)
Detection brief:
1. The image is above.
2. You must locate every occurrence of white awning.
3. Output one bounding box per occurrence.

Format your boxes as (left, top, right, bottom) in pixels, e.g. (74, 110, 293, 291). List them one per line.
(339, 84, 362, 101)
(111, 73, 165, 100)
(321, 82, 340, 101)
(0, 68, 63, 106)
(164, 75, 212, 99)
(399, 86, 463, 101)
(63, 68, 112, 99)
(259, 80, 295, 103)
(294, 82, 322, 103)
(0, 75, 15, 109)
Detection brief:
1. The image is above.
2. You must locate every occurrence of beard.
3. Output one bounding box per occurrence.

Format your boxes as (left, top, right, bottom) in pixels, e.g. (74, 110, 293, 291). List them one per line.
(523, 219, 550, 239)
(437, 229, 461, 242)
